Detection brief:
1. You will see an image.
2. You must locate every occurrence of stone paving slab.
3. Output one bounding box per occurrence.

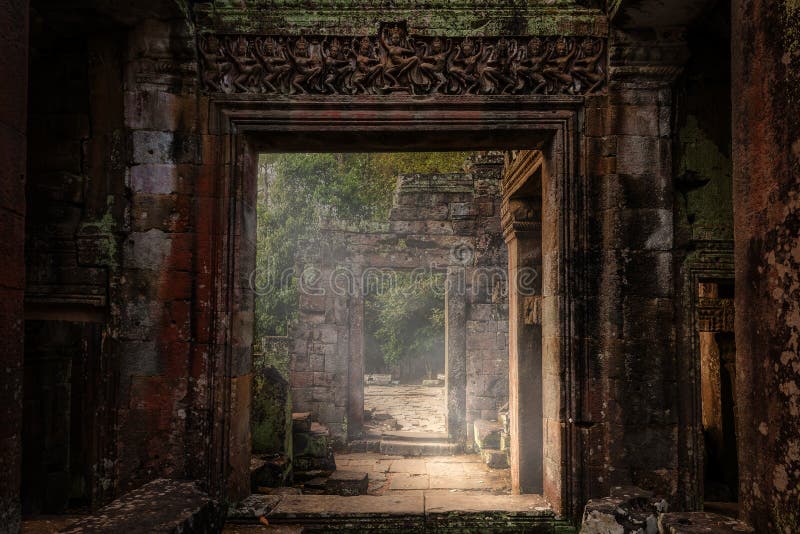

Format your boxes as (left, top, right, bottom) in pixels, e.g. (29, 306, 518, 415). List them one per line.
(268, 494, 425, 519)
(425, 494, 554, 516)
(365, 385, 445, 433)
(334, 452, 511, 496)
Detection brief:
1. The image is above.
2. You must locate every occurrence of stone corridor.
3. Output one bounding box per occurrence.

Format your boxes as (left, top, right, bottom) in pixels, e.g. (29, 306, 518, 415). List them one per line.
(364, 385, 446, 434)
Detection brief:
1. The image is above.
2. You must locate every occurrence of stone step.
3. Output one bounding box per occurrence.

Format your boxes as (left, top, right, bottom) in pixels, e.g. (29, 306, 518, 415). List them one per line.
(379, 439, 459, 456)
(381, 430, 449, 442)
(228, 494, 565, 532)
(63, 479, 224, 533)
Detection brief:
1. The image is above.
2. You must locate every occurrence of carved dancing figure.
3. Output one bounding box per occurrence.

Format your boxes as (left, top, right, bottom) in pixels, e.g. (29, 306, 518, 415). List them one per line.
(513, 37, 549, 94)
(224, 36, 264, 92)
(542, 36, 576, 93)
(199, 35, 231, 92)
(350, 36, 383, 94)
(476, 38, 518, 94)
(446, 37, 482, 94)
(379, 25, 420, 89)
(285, 36, 323, 94)
(253, 37, 291, 93)
(417, 37, 451, 94)
(570, 38, 605, 94)
(321, 38, 354, 94)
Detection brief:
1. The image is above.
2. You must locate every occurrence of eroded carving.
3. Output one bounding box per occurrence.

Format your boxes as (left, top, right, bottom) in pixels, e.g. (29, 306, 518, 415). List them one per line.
(199, 28, 606, 96)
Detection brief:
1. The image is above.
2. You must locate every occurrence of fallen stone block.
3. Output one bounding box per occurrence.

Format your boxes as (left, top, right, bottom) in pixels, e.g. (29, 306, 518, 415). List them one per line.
(227, 494, 282, 523)
(473, 419, 502, 450)
(251, 454, 292, 489)
(291, 412, 313, 433)
(658, 512, 754, 533)
(61, 479, 224, 533)
(581, 486, 666, 534)
(325, 471, 369, 496)
(293, 426, 331, 458)
(364, 374, 392, 385)
(481, 449, 508, 469)
(304, 477, 329, 491)
(293, 453, 337, 472)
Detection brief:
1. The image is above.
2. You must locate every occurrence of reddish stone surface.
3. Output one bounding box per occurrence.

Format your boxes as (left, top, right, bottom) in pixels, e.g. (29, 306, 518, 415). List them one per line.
(732, 1, 800, 531)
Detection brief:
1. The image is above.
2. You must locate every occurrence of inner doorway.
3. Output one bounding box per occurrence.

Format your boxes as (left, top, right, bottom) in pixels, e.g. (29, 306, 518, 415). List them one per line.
(697, 280, 739, 516)
(250, 150, 516, 497)
(363, 271, 447, 435)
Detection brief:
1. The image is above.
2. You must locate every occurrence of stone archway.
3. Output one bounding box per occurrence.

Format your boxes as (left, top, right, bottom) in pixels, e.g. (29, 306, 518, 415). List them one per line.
(202, 94, 589, 515)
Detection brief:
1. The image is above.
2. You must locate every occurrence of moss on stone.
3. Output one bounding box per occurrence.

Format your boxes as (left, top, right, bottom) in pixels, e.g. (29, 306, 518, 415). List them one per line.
(676, 115, 733, 241)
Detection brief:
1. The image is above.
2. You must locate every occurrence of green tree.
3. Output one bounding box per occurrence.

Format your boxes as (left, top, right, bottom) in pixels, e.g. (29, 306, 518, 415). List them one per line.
(254, 152, 471, 343)
(366, 272, 445, 380)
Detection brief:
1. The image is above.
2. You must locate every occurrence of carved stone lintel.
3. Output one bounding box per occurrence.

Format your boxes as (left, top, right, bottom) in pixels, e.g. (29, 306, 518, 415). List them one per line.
(199, 29, 607, 96)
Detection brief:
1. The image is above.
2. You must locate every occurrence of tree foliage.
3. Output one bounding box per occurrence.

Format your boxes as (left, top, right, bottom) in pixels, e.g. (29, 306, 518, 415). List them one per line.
(255, 151, 470, 339)
(365, 272, 445, 379)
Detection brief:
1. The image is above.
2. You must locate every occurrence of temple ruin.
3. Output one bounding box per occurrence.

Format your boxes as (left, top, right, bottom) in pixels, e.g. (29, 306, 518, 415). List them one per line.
(1, 0, 798, 532)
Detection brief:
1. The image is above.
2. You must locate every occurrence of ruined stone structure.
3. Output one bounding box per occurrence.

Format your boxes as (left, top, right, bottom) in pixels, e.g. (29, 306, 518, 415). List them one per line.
(291, 156, 509, 444)
(1, 0, 799, 532)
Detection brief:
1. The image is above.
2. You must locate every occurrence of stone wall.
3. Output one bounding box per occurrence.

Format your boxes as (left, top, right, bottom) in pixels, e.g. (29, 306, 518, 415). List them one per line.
(291, 156, 509, 443)
(0, 0, 28, 530)
(732, 0, 800, 531)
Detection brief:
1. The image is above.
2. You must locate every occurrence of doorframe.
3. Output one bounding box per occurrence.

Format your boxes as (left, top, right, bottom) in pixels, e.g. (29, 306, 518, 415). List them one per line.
(201, 95, 588, 517)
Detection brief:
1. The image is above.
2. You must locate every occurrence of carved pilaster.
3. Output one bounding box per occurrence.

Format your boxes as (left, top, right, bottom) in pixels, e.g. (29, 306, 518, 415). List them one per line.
(500, 150, 544, 243)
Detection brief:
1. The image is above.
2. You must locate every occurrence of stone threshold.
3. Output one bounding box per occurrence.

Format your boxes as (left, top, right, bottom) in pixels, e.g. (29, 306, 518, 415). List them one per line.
(229, 493, 575, 532)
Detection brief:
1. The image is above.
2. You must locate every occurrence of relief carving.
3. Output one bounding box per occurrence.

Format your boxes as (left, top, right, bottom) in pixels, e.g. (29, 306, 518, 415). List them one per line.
(697, 297, 735, 332)
(199, 27, 606, 96)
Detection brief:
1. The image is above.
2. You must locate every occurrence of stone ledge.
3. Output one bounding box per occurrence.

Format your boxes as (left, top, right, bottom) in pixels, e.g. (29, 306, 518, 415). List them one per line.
(61, 479, 224, 533)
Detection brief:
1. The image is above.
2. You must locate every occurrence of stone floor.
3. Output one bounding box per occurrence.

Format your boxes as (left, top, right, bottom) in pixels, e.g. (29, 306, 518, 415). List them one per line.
(364, 384, 445, 433)
(335, 452, 511, 495)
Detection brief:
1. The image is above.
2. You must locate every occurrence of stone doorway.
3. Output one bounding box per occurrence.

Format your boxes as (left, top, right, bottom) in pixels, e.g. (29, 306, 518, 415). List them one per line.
(208, 97, 586, 516)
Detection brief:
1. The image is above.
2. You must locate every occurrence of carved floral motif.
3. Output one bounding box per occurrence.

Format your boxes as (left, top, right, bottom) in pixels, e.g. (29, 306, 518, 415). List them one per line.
(199, 28, 605, 96)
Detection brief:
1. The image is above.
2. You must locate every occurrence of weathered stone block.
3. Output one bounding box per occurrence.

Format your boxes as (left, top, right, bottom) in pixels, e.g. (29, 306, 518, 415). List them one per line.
(250, 455, 291, 489)
(473, 419, 502, 450)
(61, 479, 224, 533)
(658, 512, 754, 533)
(324, 470, 369, 496)
(292, 412, 313, 433)
(481, 449, 508, 469)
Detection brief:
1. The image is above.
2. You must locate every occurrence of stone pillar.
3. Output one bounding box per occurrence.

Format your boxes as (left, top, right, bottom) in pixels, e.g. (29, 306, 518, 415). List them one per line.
(347, 294, 365, 440)
(732, 1, 800, 531)
(116, 17, 246, 496)
(0, 1, 28, 531)
(501, 193, 543, 495)
(591, 29, 686, 499)
(445, 266, 467, 442)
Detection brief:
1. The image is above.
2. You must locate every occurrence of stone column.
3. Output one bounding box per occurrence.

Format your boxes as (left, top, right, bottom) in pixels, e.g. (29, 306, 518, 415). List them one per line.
(590, 29, 686, 499)
(445, 266, 467, 442)
(116, 17, 256, 497)
(732, 1, 800, 531)
(501, 195, 543, 495)
(0, 1, 28, 531)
